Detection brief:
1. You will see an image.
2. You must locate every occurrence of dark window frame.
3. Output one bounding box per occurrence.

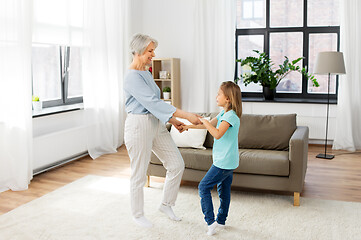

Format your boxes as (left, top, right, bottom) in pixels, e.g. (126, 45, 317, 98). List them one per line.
(235, 0, 340, 102)
(32, 45, 83, 108)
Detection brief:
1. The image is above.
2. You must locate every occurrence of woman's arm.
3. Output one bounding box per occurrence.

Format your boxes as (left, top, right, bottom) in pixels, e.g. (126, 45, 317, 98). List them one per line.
(200, 118, 230, 140)
(173, 109, 202, 125)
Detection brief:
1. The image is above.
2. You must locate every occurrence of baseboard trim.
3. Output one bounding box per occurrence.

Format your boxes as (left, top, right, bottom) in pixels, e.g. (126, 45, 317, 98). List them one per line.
(33, 152, 89, 176)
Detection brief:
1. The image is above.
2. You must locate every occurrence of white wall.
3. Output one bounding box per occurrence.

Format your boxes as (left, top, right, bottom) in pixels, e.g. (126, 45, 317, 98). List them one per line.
(134, 0, 198, 111)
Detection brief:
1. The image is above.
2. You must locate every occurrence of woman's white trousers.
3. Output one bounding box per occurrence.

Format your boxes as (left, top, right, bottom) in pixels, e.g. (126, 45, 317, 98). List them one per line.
(124, 114, 185, 218)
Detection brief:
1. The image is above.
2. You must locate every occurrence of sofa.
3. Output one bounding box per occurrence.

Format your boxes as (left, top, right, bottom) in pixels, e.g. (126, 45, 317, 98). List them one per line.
(147, 113, 309, 206)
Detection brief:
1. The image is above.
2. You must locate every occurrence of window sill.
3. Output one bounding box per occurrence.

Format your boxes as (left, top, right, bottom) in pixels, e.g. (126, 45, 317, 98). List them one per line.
(32, 103, 84, 118)
(242, 97, 337, 104)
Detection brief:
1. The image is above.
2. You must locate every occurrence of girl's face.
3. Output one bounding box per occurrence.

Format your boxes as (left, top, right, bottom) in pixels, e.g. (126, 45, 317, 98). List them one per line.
(139, 42, 156, 65)
(216, 88, 230, 108)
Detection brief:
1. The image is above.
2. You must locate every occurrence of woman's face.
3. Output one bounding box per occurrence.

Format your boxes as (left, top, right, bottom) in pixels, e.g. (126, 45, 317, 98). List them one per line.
(139, 42, 156, 65)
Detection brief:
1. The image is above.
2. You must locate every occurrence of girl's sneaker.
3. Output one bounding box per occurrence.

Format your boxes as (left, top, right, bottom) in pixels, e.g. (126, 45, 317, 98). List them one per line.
(207, 222, 218, 235)
(216, 222, 225, 229)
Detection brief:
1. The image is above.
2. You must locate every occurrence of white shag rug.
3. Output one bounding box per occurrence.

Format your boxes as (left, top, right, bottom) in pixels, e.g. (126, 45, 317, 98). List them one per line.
(0, 175, 360, 240)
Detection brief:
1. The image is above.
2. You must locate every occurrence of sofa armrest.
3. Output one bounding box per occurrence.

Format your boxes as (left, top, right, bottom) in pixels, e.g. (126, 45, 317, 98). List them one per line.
(288, 126, 309, 192)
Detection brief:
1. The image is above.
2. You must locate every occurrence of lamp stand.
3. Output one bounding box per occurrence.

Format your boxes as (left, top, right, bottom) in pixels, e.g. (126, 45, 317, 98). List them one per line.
(316, 73, 334, 160)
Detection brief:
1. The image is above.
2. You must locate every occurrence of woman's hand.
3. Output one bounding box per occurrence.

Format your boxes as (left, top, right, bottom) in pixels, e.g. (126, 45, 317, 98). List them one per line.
(187, 113, 202, 125)
(169, 117, 186, 133)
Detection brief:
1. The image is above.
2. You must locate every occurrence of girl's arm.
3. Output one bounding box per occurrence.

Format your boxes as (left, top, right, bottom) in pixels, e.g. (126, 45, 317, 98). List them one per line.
(184, 124, 206, 130)
(183, 117, 218, 130)
(200, 118, 230, 140)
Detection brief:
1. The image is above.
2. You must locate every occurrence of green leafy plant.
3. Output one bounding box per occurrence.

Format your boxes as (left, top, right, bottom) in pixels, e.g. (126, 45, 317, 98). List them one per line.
(236, 50, 319, 90)
(162, 86, 171, 92)
(32, 95, 40, 102)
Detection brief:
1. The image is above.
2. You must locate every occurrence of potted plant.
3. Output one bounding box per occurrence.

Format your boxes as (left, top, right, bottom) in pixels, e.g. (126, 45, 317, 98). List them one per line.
(32, 95, 42, 111)
(236, 50, 319, 100)
(162, 86, 171, 100)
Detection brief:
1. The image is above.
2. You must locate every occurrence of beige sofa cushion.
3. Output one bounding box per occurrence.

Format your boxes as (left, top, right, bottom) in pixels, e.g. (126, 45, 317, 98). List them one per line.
(238, 114, 296, 150)
(236, 149, 289, 176)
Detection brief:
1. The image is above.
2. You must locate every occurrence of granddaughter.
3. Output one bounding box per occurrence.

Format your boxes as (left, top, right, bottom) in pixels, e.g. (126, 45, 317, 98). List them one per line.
(185, 81, 242, 235)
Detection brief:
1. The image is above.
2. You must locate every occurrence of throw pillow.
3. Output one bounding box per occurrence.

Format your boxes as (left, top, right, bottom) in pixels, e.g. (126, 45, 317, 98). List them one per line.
(170, 117, 209, 150)
(238, 114, 297, 150)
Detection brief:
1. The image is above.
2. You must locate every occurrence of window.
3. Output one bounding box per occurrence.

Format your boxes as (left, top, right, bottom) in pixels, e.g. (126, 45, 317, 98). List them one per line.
(236, 0, 340, 101)
(32, 0, 83, 109)
(237, 0, 266, 28)
(32, 44, 83, 108)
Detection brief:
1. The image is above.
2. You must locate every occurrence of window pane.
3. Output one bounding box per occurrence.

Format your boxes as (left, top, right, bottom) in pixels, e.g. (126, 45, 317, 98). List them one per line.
(237, 35, 264, 92)
(308, 33, 338, 94)
(270, 0, 303, 27)
(32, 44, 61, 101)
(67, 47, 83, 98)
(308, 0, 340, 26)
(237, 0, 266, 29)
(270, 32, 303, 93)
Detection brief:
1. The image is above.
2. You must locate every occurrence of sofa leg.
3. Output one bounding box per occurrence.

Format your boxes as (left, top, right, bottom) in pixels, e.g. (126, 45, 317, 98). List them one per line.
(145, 175, 150, 187)
(294, 192, 300, 206)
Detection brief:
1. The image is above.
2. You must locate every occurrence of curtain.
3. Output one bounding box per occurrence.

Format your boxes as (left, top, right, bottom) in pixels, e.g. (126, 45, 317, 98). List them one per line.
(333, 0, 361, 151)
(0, 0, 33, 192)
(82, 0, 130, 159)
(187, 0, 236, 112)
(32, 0, 83, 46)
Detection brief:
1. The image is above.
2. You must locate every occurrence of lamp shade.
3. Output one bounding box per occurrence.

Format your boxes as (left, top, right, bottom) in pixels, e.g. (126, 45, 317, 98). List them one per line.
(313, 51, 346, 75)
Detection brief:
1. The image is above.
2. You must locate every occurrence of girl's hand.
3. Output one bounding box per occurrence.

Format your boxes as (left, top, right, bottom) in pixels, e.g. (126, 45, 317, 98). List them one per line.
(182, 125, 190, 131)
(199, 117, 209, 124)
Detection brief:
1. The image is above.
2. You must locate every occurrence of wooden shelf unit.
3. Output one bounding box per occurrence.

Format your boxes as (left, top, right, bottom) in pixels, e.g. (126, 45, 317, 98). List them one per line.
(151, 58, 180, 108)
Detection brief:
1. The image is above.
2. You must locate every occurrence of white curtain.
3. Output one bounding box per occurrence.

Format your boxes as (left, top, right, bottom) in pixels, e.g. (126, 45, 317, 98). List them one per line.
(32, 0, 84, 46)
(333, 0, 361, 151)
(82, 0, 130, 159)
(188, 0, 236, 112)
(0, 0, 33, 192)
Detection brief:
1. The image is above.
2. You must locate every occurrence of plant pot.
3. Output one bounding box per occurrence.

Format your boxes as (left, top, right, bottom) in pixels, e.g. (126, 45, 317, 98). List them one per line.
(163, 92, 170, 100)
(262, 86, 276, 100)
(32, 101, 42, 111)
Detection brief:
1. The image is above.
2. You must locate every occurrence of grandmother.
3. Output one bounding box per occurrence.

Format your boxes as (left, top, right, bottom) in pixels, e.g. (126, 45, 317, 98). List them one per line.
(124, 33, 201, 228)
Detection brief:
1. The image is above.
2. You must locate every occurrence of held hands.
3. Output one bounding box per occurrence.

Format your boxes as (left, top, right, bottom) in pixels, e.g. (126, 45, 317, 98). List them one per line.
(182, 117, 206, 131)
(169, 117, 186, 133)
(182, 125, 191, 131)
(169, 113, 204, 133)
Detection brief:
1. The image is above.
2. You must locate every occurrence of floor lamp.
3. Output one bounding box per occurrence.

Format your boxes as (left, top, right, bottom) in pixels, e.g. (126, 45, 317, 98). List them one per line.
(313, 51, 346, 159)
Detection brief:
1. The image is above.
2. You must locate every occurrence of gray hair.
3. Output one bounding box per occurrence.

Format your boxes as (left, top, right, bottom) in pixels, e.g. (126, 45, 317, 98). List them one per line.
(130, 33, 158, 56)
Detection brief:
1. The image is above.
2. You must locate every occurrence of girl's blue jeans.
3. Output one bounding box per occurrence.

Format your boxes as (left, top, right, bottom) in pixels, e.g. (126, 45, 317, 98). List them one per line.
(198, 164, 234, 226)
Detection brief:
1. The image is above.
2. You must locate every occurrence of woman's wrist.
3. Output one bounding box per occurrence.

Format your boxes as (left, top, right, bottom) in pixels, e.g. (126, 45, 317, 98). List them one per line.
(185, 112, 193, 120)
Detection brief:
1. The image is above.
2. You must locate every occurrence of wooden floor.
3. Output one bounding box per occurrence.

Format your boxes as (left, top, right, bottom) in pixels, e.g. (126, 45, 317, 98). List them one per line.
(1, 144, 361, 215)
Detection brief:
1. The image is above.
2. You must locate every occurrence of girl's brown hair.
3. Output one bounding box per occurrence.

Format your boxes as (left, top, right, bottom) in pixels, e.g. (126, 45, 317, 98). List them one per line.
(220, 81, 243, 118)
